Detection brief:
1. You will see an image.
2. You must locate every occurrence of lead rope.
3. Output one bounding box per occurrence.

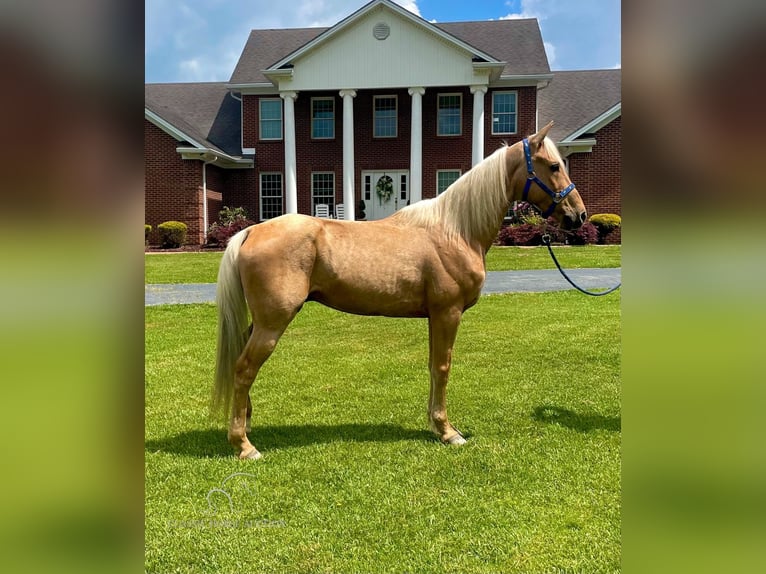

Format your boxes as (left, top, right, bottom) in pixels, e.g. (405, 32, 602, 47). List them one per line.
(541, 234, 621, 296)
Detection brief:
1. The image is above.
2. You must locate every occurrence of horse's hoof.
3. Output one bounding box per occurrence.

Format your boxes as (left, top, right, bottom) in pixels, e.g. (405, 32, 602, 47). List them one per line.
(443, 433, 467, 446)
(239, 447, 262, 460)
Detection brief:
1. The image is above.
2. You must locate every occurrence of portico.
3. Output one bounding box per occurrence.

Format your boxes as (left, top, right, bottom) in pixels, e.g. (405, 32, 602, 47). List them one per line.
(261, 0, 504, 220)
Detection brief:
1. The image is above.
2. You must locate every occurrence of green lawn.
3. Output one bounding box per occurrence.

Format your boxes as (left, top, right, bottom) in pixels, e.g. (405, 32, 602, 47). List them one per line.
(145, 245, 621, 283)
(145, 293, 621, 573)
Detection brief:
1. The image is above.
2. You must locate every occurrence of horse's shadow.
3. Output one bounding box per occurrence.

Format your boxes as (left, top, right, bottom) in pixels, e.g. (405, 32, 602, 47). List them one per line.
(145, 423, 434, 458)
(532, 404, 621, 432)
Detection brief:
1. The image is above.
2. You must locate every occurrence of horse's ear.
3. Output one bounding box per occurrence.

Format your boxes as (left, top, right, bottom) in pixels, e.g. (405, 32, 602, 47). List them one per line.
(529, 121, 554, 147)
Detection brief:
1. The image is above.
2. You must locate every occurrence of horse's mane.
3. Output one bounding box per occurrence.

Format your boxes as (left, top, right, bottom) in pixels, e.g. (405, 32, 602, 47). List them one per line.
(393, 137, 564, 246)
(392, 144, 511, 246)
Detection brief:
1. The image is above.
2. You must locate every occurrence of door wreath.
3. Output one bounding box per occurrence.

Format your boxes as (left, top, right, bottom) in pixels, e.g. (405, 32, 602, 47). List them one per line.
(376, 175, 394, 205)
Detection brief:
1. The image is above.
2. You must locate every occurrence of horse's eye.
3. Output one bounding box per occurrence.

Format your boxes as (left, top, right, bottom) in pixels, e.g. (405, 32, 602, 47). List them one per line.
(550, 163, 560, 173)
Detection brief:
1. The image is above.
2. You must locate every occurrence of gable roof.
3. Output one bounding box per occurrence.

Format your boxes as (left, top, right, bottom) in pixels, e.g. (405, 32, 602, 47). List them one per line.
(144, 82, 252, 167)
(145, 82, 248, 164)
(435, 19, 550, 76)
(230, 17, 549, 86)
(537, 69, 621, 143)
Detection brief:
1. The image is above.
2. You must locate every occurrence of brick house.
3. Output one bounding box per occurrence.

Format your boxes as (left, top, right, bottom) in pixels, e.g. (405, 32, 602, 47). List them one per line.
(145, 0, 621, 245)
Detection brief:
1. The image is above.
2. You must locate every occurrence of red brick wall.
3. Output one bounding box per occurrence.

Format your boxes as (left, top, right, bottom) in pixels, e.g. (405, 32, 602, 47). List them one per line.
(567, 116, 621, 219)
(237, 86, 539, 218)
(144, 119, 204, 245)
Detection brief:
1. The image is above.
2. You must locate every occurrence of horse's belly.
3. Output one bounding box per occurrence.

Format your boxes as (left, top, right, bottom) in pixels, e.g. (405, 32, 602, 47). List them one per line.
(309, 272, 429, 318)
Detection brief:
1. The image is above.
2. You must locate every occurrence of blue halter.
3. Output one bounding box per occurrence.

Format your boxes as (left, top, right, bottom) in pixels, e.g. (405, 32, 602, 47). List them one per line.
(521, 138, 576, 218)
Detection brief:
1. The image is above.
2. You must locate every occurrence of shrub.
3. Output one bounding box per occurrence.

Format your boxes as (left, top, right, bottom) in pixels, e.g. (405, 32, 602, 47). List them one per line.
(145, 224, 152, 243)
(158, 221, 187, 248)
(508, 201, 545, 226)
(568, 221, 599, 245)
(589, 213, 621, 244)
(206, 206, 255, 247)
(496, 223, 565, 246)
(218, 206, 249, 226)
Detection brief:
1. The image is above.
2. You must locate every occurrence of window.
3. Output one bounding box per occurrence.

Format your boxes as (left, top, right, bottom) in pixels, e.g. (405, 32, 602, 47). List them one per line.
(436, 170, 461, 194)
(312, 172, 335, 214)
(260, 173, 283, 220)
(437, 94, 462, 136)
(311, 98, 335, 139)
(259, 99, 282, 140)
(492, 91, 517, 135)
(373, 96, 397, 138)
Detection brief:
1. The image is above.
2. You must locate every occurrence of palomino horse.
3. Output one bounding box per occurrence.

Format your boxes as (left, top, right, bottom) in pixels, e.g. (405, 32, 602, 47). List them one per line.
(213, 121, 587, 459)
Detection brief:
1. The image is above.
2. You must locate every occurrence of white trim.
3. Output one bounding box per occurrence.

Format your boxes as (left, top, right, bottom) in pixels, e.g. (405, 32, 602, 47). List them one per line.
(228, 83, 280, 94)
(175, 147, 253, 167)
(493, 73, 554, 88)
(557, 139, 597, 157)
(147, 108, 252, 167)
(560, 102, 621, 143)
(145, 108, 204, 149)
(491, 90, 518, 135)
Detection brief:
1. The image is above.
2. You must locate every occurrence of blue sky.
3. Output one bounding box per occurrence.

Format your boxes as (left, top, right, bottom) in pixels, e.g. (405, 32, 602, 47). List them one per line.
(145, 0, 620, 83)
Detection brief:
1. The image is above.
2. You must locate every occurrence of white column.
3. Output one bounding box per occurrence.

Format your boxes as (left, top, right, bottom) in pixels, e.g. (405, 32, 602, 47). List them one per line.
(408, 87, 425, 204)
(470, 85, 487, 166)
(280, 91, 298, 214)
(339, 89, 357, 220)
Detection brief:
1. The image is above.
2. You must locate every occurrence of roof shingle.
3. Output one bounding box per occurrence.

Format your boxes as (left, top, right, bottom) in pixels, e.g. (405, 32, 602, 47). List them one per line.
(145, 82, 241, 156)
(537, 69, 621, 142)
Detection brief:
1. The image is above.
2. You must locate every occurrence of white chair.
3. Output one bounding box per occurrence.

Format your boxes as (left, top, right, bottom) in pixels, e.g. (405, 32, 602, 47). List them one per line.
(314, 204, 330, 218)
(335, 203, 345, 220)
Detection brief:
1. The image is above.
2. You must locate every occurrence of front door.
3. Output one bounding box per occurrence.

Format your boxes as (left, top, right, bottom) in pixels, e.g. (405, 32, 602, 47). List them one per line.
(361, 171, 409, 221)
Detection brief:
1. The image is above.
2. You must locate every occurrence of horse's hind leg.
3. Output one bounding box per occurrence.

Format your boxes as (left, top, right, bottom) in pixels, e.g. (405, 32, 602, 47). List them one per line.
(229, 320, 292, 459)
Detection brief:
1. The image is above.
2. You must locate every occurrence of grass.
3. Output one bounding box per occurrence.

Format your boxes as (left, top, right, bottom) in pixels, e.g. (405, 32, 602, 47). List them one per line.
(145, 245, 621, 283)
(145, 292, 621, 573)
(485, 245, 620, 271)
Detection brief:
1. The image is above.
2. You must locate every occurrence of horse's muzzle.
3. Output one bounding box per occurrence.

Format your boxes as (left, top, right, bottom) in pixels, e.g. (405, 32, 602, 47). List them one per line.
(563, 210, 587, 230)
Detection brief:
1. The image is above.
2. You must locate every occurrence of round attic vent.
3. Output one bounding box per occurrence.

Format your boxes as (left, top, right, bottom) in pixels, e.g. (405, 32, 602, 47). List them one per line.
(373, 22, 390, 40)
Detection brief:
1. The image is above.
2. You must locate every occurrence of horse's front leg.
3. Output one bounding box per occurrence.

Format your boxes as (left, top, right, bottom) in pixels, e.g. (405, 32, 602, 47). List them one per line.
(427, 307, 466, 445)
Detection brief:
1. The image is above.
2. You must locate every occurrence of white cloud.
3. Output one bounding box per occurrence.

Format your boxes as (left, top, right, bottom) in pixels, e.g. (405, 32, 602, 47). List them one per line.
(392, 0, 421, 17)
(544, 41, 557, 68)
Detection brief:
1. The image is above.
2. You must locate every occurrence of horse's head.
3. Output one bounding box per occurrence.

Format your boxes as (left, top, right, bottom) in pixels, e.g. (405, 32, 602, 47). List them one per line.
(510, 121, 587, 230)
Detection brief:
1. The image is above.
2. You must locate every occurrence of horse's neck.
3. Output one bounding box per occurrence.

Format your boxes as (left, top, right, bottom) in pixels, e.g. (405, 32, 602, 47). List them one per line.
(441, 148, 516, 252)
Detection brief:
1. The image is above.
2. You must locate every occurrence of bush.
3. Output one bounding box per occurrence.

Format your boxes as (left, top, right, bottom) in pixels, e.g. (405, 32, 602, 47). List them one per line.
(218, 206, 249, 226)
(589, 213, 621, 244)
(145, 224, 152, 243)
(158, 221, 188, 248)
(496, 223, 566, 246)
(206, 206, 255, 247)
(568, 221, 599, 245)
(496, 220, 597, 246)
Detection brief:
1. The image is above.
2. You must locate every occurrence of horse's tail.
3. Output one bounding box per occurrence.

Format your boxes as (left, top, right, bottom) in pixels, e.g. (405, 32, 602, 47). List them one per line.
(212, 226, 253, 417)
